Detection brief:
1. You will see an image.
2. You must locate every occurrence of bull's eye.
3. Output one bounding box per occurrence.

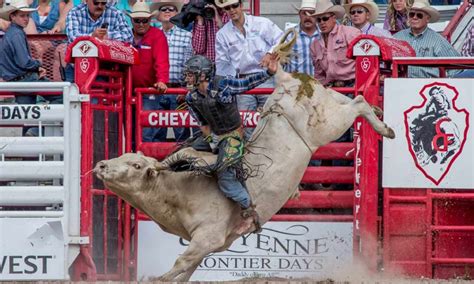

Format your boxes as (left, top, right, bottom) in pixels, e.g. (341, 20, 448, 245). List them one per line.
(133, 164, 141, 170)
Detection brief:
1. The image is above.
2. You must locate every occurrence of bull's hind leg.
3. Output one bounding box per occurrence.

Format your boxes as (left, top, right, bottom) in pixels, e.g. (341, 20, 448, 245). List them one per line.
(329, 89, 384, 117)
(158, 228, 227, 281)
(351, 96, 395, 139)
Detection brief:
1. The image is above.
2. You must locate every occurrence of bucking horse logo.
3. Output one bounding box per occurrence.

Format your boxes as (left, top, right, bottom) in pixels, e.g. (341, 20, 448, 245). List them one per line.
(404, 82, 469, 185)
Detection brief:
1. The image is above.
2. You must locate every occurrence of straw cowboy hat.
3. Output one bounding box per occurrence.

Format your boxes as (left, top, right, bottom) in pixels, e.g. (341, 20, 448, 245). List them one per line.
(214, 0, 239, 8)
(0, 0, 37, 21)
(127, 1, 158, 18)
(410, 0, 440, 23)
(150, 0, 185, 13)
(311, 0, 345, 19)
(344, 0, 379, 23)
(292, 0, 317, 12)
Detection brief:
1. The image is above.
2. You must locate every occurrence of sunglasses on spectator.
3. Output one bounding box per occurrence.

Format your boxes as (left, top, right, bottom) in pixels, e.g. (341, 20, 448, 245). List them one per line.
(408, 11, 424, 19)
(93, 0, 107, 6)
(316, 14, 333, 23)
(350, 9, 366, 15)
(223, 3, 240, 11)
(159, 7, 177, 12)
(133, 18, 150, 24)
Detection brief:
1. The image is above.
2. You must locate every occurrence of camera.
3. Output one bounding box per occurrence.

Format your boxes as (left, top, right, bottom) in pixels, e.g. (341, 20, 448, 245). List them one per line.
(170, 0, 216, 29)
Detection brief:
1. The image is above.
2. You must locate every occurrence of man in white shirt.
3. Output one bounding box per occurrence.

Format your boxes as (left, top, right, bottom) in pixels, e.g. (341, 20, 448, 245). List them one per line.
(215, 0, 283, 140)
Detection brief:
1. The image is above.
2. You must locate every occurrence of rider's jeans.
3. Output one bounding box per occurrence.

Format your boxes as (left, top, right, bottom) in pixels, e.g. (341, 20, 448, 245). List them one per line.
(217, 167, 251, 209)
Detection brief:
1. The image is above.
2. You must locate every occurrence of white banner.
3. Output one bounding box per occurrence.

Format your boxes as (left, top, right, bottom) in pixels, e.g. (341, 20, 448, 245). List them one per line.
(0, 219, 66, 280)
(383, 79, 473, 188)
(138, 221, 353, 281)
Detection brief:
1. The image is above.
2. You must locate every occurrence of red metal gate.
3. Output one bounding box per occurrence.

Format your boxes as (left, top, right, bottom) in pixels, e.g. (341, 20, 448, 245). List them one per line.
(66, 37, 137, 281)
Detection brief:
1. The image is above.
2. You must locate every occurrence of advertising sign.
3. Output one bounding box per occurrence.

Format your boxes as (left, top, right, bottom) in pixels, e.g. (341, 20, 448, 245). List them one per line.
(0, 219, 66, 280)
(138, 221, 353, 281)
(383, 79, 473, 188)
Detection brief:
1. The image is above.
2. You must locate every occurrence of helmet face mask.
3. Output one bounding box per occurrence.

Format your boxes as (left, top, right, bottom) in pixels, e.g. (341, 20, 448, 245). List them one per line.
(184, 55, 215, 91)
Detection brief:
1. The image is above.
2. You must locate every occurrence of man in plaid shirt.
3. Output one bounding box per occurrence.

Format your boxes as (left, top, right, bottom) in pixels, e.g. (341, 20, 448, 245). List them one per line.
(192, 4, 229, 62)
(66, 0, 133, 43)
(152, 0, 193, 141)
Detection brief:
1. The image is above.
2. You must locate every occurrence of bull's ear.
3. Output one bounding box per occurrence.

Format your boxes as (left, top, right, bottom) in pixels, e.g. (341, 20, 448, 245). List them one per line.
(137, 151, 144, 156)
(147, 167, 159, 178)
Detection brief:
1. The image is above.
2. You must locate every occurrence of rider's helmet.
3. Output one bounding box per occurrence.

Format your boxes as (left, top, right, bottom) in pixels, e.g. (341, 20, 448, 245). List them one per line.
(183, 55, 215, 90)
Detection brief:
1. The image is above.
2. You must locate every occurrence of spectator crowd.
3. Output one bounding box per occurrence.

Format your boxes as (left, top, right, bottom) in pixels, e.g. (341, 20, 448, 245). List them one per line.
(0, 0, 472, 140)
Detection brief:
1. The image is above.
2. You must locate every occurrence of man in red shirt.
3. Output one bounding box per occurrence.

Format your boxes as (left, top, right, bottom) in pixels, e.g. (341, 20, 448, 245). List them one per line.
(128, 1, 170, 142)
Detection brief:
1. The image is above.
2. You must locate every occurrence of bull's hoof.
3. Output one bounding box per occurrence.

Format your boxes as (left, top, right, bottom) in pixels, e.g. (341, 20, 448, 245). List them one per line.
(386, 126, 396, 139)
(372, 105, 383, 117)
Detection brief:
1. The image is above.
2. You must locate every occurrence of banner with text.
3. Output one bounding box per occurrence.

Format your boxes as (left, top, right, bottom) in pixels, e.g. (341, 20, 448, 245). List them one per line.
(0, 219, 66, 280)
(138, 221, 353, 281)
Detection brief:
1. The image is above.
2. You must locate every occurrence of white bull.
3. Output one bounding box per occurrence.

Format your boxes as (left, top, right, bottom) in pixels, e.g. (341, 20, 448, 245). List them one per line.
(94, 29, 395, 281)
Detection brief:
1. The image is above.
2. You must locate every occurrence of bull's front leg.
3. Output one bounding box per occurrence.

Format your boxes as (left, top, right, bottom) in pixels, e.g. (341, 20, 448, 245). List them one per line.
(157, 228, 227, 281)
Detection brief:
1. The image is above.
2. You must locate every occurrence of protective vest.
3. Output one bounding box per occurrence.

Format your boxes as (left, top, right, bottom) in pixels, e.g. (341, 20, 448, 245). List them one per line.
(189, 78, 241, 135)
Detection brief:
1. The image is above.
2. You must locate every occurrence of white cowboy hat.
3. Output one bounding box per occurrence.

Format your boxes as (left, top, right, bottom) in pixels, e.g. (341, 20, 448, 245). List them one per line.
(344, 0, 379, 23)
(127, 1, 158, 18)
(150, 0, 184, 13)
(292, 0, 317, 12)
(311, 0, 345, 19)
(214, 0, 239, 9)
(410, 0, 440, 23)
(0, 0, 37, 21)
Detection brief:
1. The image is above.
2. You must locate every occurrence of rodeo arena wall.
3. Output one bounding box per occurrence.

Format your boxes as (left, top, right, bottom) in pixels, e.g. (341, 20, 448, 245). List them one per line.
(1, 0, 474, 281)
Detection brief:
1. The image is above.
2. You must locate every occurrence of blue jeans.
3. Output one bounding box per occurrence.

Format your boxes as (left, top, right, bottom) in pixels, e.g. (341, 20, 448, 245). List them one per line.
(142, 94, 189, 142)
(217, 167, 251, 209)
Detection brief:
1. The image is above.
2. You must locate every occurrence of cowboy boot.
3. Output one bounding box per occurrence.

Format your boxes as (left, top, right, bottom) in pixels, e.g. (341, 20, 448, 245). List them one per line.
(240, 204, 262, 234)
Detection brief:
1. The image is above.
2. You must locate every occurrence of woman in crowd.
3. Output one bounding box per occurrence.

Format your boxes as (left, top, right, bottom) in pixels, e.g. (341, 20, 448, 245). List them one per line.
(383, 0, 413, 33)
(29, 0, 72, 33)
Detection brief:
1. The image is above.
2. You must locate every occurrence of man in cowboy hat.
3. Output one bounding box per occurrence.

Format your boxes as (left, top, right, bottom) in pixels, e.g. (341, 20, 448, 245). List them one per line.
(394, 0, 460, 78)
(128, 1, 171, 141)
(309, 0, 360, 87)
(151, 0, 192, 142)
(0, 0, 60, 136)
(344, 0, 392, 38)
(66, 0, 133, 43)
(215, 0, 283, 140)
(285, 0, 319, 76)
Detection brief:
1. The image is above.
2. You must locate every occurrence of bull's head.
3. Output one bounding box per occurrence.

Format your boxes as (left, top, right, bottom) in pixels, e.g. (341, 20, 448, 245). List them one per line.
(94, 152, 165, 198)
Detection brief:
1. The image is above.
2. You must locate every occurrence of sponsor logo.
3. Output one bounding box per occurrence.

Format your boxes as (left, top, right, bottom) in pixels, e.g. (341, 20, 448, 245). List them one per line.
(79, 43, 91, 55)
(79, 58, 90, 73)
(404, 82, 469, 185)
(361, 57, 371, 73)
(360, 41, 373, 54)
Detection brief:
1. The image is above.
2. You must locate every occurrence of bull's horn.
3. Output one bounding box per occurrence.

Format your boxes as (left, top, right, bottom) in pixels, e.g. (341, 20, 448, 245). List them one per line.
(273, 28, 297, 64)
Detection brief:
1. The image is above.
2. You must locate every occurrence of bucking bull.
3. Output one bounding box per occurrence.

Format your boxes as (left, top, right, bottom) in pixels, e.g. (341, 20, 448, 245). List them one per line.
(94, 29, 395, 281)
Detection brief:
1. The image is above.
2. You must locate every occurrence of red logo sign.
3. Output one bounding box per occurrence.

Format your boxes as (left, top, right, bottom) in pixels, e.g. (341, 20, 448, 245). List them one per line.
(404, 82, 470, 185)
(360, 41, 373, 54)
(79, 43, 91, 55)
